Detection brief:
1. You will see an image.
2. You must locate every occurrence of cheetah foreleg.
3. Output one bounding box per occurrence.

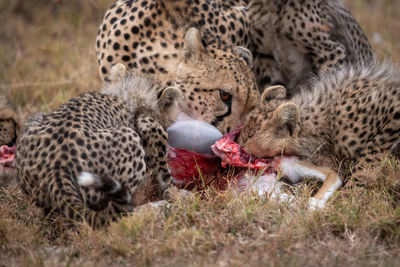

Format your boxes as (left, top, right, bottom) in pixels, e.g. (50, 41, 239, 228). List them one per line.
(135, 115, 174, 197)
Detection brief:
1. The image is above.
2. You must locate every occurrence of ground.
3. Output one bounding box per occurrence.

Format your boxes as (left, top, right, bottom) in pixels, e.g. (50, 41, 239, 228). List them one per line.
(1, 0, 400, 266)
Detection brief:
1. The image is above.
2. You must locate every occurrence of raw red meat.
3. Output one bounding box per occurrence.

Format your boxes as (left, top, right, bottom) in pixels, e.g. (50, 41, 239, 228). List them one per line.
(211, 128, 279, 172)
(0, 145, 16, 177)
(0, 129, 281, 190)
(0, 145, 15, 168)
(168, 147, 222, 187)
(169, 128, 280, 187)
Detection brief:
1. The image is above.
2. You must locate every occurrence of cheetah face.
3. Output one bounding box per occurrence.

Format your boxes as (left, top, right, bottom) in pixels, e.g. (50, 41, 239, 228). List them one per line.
(0, 119, 16, 146)
(175, 28, 259, 134)
(0, 96, 20, 146)
(105, 63, 183, 129)
(238, 85, 302, 158)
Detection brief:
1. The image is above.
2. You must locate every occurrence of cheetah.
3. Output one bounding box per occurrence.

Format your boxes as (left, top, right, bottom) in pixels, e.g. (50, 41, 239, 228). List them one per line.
(96, 0, 373, 105)
(96, 0, 258, 134)
(238, 60, 400, 207)
(96, 0, 253, 83)
(248, 0, 374, 96)
(16, 64, 182, 228)
(0, 95, 20, 146)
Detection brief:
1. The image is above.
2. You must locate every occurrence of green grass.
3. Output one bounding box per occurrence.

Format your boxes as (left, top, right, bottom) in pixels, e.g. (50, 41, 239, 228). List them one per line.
(1, 0, 400, 266)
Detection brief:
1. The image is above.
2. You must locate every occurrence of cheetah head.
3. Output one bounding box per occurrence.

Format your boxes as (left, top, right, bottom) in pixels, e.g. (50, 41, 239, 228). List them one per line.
(0, 96, 20, 146)
(175, 28, 260, 133)
(237, 85, 303, 158)
(105, 63, 183, 129)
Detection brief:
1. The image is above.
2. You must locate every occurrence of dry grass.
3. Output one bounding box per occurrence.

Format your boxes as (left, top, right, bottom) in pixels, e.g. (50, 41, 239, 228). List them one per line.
(0, 0, 112, 117)
(1, 0, 400, 266)
(345, 0, 400, 63)
(1, 160, 400, 266)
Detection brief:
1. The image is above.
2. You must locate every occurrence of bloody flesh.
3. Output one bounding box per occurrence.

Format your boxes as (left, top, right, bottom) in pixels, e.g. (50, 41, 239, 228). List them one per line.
(169, 128, 279, 187)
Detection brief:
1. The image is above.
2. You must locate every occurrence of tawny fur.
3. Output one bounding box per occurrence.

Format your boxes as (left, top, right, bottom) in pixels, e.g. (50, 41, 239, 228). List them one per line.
(0, 95, 20, 146)
(16, 65, 182, 228)
(96, 0, 259, 133)
(95, 0, 373, 132)
(248, 0, 374, 94)
(239, 60, 400, 185)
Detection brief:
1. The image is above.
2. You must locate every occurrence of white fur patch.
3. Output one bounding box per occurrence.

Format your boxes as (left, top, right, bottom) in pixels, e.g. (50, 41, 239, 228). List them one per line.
(77, 172, 102, 187)
(279, 157, 326, 184)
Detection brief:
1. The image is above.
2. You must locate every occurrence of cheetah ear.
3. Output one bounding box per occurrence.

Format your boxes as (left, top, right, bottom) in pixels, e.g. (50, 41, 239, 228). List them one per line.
(260, 85, 287, 111)
(158, 86, 184, 128)
(272, 103, 301, 137)
(261, 85, 287, 103)
(183, 27, 205, 61)
(233, 46, 253, 68)
(108, 63, 127, 82)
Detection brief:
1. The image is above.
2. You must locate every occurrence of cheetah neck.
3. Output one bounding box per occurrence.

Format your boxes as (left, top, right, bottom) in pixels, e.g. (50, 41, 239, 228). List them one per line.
(291, 89, 335, 158)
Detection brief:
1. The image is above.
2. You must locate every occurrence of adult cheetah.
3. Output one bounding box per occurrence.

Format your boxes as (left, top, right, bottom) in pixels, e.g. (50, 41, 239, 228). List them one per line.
(16, 64, 182, 228)
(238, 60, 400, 207)
(96, 0, 258, 134)
(96, 0, 373, 100)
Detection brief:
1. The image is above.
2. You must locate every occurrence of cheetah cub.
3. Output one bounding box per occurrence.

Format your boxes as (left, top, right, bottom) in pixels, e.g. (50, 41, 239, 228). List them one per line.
(16, 64, 182, 228)
(0, 95, 20, 146)
(238, 61, 400, 206)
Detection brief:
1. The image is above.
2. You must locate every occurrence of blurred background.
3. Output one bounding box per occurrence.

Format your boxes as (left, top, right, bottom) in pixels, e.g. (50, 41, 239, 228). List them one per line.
(0, 0, 399, 117)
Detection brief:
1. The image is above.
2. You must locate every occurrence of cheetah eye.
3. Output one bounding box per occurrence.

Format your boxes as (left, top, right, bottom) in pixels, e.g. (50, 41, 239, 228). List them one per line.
(219, 90, 232, 103)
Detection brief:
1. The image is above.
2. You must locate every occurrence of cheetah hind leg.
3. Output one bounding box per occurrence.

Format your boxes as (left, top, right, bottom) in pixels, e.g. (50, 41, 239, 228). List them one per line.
(48, 172, 129, 229)
(78, 172, 134, 212)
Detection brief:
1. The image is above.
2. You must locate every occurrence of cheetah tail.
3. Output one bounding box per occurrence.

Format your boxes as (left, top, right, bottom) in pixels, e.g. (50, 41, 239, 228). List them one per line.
(78, 172, 132, 206)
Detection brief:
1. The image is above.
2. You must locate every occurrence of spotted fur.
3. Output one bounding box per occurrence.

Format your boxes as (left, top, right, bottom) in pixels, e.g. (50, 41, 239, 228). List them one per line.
(0, 95, 20, 146)
(238, 60, 400, 185)
(248, 0, 374, 95)
(96, 0, 374, 100)
(96, 0, 259, 133)
(16, 65, 182, 228)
